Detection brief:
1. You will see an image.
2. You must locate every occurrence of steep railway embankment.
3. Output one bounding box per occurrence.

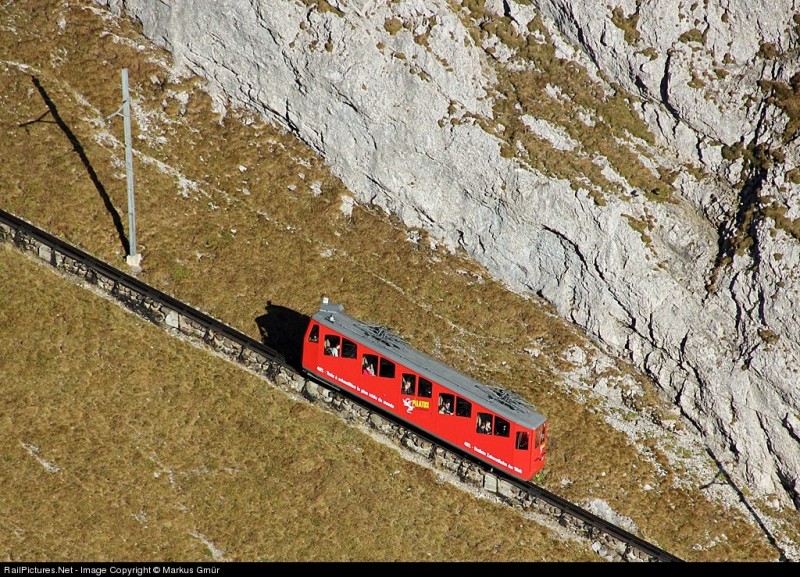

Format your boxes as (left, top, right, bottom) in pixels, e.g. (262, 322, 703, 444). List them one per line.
(0, 209, 677, 562)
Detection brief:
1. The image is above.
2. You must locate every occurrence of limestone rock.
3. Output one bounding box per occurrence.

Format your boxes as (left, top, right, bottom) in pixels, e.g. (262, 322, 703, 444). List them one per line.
(95, 0, 800, 511)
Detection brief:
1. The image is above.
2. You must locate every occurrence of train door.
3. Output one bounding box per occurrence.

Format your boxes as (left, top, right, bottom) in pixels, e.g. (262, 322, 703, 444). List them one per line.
(310, 327, 362, 395)
(356, 350, 379, 403)
(373, 353, 397, 407)
(513, 427, 533, 479)
(473, 410, 515, 471)
(491, 416, 514, 468)
(508, 422, 546, 479)
(353, 349, 408, 416)
(530, 422, 547, 475)
(473, 411, 492, 456)
(302, 322, 321, 374)
(396, 372, 436, 430)
(435, 389, 473, 450)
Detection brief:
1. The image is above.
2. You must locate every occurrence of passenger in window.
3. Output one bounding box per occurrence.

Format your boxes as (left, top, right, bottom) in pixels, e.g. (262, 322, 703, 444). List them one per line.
(324, 338, 332, 355)
(362, 357, 375, 376)
(439, 399, 453, 415)
(477, 416, 492, 434)
(401, 375, 414, 395)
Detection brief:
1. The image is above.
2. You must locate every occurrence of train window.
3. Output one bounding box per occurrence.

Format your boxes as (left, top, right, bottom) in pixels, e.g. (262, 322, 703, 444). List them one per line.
(378, 357, 395, 378)
(418, 377, 433, 398)
(323, 335, 341, 357)
(362, 354, 377, 376)
(455, 397, 471, 418)
(494, 417, 510, 438)
(536, 425, 546, 448)
(516, 431, 529, 450)
(477, 413, 492, 435)
(438, 393, 454, 415)
(342, 339, 357, 359)
(401, 374, 416, 395)
(308, 324, 319, 343)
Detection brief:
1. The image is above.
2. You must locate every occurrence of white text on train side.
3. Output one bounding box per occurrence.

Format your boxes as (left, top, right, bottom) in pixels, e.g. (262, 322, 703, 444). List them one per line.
(468, 446, 519, 473)
(320, 368, 394, 410)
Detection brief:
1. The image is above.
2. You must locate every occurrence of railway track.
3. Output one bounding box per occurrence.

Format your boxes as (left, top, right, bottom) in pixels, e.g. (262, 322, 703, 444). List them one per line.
(0, 208, 682, 562)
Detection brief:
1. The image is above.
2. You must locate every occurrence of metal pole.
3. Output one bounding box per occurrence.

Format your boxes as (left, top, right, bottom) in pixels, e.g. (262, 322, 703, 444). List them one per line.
(119, 69, 141, 272)
(122, 68, 137, 261)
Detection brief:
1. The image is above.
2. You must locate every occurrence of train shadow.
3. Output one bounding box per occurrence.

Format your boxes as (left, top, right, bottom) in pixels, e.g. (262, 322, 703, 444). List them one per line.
(21, 75, 130, 256)
(254, 301, 309, 371)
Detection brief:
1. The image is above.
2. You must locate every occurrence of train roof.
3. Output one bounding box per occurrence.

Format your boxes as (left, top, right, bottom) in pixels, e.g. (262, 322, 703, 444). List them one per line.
(311, 299, 547, 430)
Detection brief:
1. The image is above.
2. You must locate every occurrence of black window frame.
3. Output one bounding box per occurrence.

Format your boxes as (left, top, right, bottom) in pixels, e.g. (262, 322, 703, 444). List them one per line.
(455, 397, 472, 418)
(342, 338, 357, 359)
(477, 412, 493, 435)
(438, 393, 454, 415)
(323, 334, 341, 356)
(362, 354, 378, 376)
(494, 416, 510, 438)
(378, 357, 396, 379)
(418, 377, 433, 398)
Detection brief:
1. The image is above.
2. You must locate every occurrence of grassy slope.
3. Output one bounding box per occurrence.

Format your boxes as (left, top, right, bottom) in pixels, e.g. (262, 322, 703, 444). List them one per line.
(0, 245, 595, 561)
(0, 0, 787, 561)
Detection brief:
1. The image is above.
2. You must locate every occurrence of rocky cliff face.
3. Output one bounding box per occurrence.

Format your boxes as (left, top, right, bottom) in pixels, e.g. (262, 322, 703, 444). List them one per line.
(96, 0, 800, 510)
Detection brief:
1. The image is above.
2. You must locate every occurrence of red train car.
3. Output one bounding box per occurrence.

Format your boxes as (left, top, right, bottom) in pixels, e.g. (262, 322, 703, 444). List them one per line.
(302, 297, 547, 480)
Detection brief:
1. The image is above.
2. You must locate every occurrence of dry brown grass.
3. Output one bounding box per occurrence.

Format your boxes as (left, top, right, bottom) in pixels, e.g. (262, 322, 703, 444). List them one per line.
(0, 245, 597, 561)
(0, 0, 788, 561)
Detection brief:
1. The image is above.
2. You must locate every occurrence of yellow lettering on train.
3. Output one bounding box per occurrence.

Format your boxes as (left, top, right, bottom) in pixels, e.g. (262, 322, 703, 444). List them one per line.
(411, 400, 430, 409)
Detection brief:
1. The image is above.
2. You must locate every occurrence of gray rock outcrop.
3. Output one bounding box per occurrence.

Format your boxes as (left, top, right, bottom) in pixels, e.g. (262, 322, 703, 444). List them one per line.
(95, 0, 800, 513)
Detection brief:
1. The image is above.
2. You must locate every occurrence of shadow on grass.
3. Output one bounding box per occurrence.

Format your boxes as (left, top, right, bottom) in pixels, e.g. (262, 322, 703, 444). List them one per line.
(20, 75, 130, 255)
(700, 447, 787, 561)
(255, 301, 309, 370)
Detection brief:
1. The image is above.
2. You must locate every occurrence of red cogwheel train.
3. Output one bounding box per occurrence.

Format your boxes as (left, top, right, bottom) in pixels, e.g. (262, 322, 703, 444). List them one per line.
(302, 297, 547, 480)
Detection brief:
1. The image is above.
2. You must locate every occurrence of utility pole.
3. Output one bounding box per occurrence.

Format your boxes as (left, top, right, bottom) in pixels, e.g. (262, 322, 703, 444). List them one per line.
(109, 68, 141, 272)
